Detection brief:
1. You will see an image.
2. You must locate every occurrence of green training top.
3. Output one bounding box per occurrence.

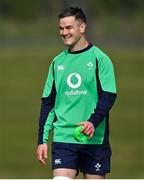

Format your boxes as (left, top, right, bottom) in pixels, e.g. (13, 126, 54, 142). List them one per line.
(39, 44, 116, 145)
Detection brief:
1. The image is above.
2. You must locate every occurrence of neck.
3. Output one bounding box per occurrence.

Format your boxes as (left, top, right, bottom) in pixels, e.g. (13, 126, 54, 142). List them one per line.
(69, 36, 89, 52)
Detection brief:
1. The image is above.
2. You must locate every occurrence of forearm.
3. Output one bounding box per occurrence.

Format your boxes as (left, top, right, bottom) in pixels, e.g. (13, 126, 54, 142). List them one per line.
(38, 97, 55, 144)
(88, 91, 117, 128)
(38, 79, 56, 144)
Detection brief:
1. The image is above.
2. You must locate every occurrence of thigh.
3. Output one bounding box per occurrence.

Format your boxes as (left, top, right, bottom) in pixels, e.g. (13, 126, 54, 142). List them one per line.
(84, 174, 105, 179)
(53, 168, 77, 179)
(80, 144, 111, 176)
(52, 142, 80, 172)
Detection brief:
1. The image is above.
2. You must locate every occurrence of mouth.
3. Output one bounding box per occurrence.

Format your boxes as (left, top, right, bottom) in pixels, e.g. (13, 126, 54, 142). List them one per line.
(62, 35, 72, 41)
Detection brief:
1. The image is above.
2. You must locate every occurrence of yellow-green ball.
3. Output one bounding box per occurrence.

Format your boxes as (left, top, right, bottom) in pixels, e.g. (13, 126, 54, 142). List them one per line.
(74, 126, 90, 142)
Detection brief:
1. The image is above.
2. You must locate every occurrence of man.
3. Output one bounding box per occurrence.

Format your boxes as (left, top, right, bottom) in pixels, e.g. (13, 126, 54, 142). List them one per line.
(37, 7, 117, 179)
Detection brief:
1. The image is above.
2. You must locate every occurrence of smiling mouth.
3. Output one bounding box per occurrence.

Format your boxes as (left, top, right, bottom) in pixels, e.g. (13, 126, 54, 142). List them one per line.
(62, 36, 72, 40)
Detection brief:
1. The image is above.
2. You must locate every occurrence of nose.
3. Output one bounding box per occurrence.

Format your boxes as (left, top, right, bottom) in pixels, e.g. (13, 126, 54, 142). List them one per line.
(62, 28, 68, 36)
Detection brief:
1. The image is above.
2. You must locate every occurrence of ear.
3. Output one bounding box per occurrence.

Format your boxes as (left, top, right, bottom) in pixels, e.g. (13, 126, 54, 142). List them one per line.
(80, 23, 86, 33)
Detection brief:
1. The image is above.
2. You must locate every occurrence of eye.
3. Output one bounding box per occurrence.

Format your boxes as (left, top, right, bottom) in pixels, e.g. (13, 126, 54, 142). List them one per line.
(67, 26, 73, 30)
(59, 26, 64, 30)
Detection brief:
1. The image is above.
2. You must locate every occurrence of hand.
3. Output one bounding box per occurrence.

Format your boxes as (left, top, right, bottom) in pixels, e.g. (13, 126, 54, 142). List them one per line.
(36, 144, 48, 165)
(77, 121, 95, 139)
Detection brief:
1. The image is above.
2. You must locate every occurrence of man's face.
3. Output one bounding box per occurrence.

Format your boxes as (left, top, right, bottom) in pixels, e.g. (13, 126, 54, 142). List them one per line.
(59, 16, 86, 47)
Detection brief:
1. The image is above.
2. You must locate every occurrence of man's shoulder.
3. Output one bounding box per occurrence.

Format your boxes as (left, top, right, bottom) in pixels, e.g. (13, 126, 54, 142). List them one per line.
(91, 45, 112, 64)
(91, 45, 108, 57)
(53, 49, 67, 62)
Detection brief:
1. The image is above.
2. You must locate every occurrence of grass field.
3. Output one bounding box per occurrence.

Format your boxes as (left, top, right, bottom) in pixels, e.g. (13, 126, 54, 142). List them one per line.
(0, 46, 144, 178)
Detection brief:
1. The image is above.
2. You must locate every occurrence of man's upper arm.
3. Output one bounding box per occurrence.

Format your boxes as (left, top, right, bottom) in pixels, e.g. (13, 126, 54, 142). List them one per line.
(98, 55, 117, 94)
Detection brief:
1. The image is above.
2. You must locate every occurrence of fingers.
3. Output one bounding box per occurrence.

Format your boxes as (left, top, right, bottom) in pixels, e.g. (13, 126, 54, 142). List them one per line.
(77, 122, 85, 126)
(36, 144, 47, 165)
(81, 122, 93, 133)
(80, 121, 95, 139)
(44, 147, 47, 159)
(82, 124, 92, 134)
(89, 129, 95, 139)
(39, 152, 46, 165)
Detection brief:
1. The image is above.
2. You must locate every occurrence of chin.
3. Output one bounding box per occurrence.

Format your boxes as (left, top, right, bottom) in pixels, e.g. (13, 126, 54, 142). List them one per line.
(64, 42, 73, 47)
(63, 39, 74, 46)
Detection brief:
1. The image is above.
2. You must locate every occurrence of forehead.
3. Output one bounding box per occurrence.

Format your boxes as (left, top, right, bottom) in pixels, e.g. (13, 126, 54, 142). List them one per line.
(59, 16, 78, 27)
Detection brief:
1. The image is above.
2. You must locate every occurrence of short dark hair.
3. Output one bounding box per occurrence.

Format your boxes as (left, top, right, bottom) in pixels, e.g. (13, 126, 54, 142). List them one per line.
(58, 7, 86, 23)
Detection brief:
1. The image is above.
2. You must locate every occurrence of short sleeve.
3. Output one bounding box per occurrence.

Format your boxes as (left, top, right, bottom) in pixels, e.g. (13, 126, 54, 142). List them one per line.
(98, 55, 117, 93)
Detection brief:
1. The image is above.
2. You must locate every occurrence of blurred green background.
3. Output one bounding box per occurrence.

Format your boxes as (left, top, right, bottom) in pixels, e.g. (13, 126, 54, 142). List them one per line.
(0, 0, 144, 178)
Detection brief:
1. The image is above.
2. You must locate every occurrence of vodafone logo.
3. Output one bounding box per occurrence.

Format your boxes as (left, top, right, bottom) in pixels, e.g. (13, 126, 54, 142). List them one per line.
(65, 73, 87, 96)
(67, 73, 81, 89)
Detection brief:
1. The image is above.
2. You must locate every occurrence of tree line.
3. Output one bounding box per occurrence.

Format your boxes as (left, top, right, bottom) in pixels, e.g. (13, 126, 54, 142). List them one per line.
(0, 0, 143, 20)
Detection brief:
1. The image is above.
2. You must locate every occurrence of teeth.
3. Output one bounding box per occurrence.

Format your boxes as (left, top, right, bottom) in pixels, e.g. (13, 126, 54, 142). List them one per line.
(64, 36, 71, 40)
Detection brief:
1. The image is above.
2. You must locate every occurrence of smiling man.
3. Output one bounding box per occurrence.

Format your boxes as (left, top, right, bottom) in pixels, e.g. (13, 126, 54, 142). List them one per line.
(36, 7, 117, 179)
